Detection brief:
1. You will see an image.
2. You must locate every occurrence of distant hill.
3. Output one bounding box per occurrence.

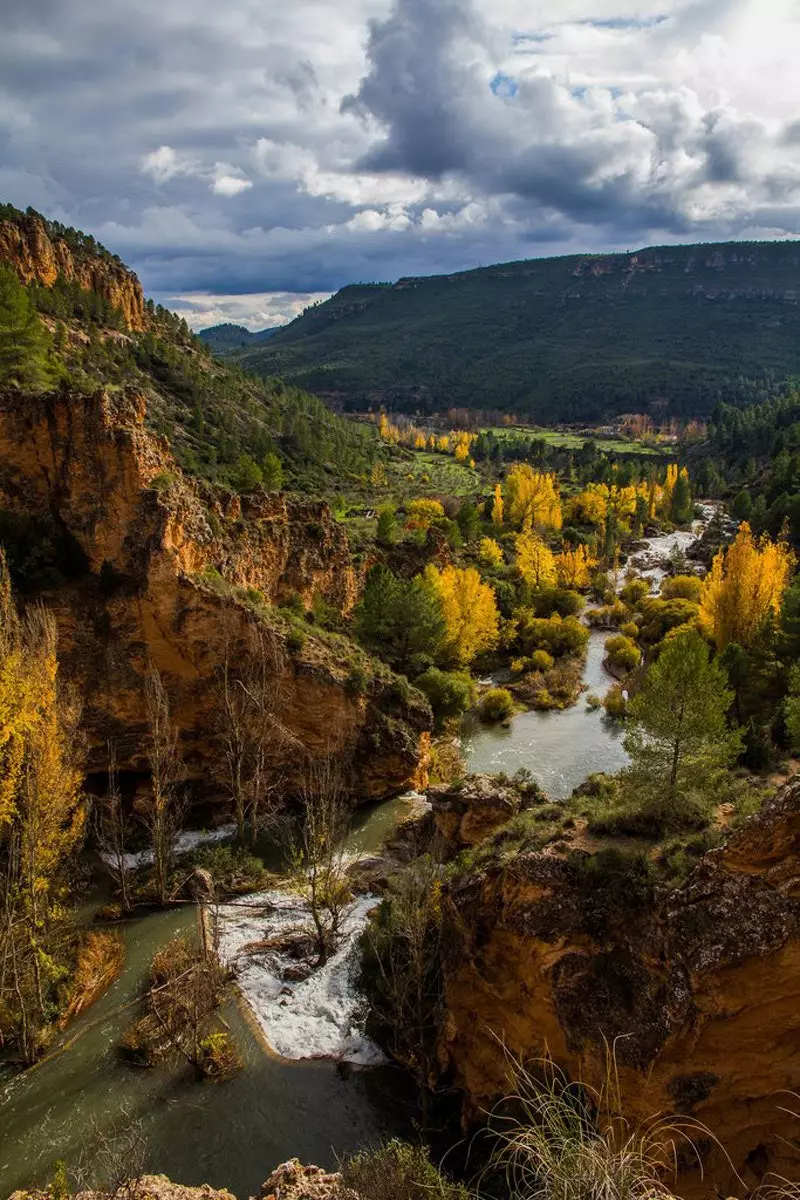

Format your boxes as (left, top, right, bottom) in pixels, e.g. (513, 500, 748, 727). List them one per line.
(198, 322, 279, 355)
(233, 242, 800, 422)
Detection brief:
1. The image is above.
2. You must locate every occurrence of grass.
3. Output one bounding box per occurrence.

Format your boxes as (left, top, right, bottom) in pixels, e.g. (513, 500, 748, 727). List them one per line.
(487, 427, 666, 456)
(485, 1049, 714, 1200)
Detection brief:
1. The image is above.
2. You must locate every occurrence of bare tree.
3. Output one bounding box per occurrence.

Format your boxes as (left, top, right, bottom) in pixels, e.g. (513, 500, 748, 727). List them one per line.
(214, 614, 294, 844)
(364, 854, 445, 1117)
(141, 666, 184, 906)
(95, 744, 132, 912)
(293, 755, 354, 965)
(73, 1106, 148, 1199)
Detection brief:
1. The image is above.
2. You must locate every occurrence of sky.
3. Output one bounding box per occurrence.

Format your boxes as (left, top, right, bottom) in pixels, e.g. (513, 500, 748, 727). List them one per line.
(2, 0, 800, 328)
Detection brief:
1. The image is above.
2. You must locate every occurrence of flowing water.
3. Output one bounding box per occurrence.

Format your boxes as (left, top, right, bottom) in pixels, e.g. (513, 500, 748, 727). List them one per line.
(0, 801, 418, 1198)
(462, 512, 714, 796)
(462, 631, 629, 797)
(1, 517, 714, 1195)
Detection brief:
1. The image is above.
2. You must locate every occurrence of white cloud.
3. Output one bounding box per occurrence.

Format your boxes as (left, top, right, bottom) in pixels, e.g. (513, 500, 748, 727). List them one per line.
(160, 289, 332, 330)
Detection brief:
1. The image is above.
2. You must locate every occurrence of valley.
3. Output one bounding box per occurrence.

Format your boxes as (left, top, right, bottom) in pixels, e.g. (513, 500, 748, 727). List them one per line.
(1, 204, 799, 1200)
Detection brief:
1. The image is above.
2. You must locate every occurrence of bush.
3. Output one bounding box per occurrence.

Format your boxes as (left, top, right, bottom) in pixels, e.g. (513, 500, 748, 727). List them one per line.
(529, 649, 555, 672)
(518, 612, 589, 658)
(340, 1140, 471, 1200)
(637, 597, 699, 645)
(604, 634, 641, 674)
(285, 626, 306, 653)
(620, 621, 639, 640)
(479, 687, 515, 722)
(660, 573, 703, 603)
(603, 683, 628, 719)
(416, 667, 474, 722)
(346, 665, 369, 696)
(619, 578, 650, 606)
(533, 587, 585, 618)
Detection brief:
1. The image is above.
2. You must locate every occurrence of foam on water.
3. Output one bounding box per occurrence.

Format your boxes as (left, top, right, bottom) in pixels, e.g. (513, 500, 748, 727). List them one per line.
(217, 890, 385, 1065)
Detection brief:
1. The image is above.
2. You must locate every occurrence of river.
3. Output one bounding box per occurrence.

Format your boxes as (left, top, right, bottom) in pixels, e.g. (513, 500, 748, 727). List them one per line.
(462, 510, 715, 795)
(0, 518, 712, 1196)
(0, 803, 416, 1198)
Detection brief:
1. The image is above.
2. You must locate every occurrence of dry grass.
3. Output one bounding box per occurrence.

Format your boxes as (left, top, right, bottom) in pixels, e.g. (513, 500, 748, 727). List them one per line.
(484, 1045, 721, 1200)
(61, 930, 125, 1024)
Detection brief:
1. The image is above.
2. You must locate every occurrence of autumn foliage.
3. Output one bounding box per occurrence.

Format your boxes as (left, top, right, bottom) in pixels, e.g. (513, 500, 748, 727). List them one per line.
(504, 466, 562, 530)
(423, 564, 499, 666)
(699, 523, 795, 650)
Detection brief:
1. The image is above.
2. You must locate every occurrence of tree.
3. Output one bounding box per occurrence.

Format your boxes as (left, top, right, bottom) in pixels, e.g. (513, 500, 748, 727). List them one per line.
(490, 483, 504, 526)
(515, 530, 557, 591)
(355, 566, 446, 674)
(261, 452, 283, 491)
(0, 266, 56, 391)
(456, 500, 480, 543)
(478, 536, 504, 567)
(422, 565, 499, 667)
(699, 523, 795, 650)
(623, 629, 740, 826)
(229, 453, 263, 493)
(141, 667, 185, 906)
(731, 489, 753, 522)
(214, 614, 292, 843)
(405, 498, 445, 530)
(0, 551, 85, 1059)
(293, 756, 353, 965)
(376, 504, 398, 546)
(504, 466, 562, 530)
(95, 745, 132, 913)
(670, 468, 693, 524)
(556, 544, 593, 589)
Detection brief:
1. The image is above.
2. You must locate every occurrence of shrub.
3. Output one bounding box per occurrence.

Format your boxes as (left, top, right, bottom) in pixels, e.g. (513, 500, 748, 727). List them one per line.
(586, 693, 602, 709)
(340, 1140, 471, 1200)
(479, 687, 515, 722)
(620, 621, 639, 640)
(619, 578, 650, 606)
(518, 612, 589, 658)
(285, 627, 306, 653)
(346, 665, 369, 696)
(604, 634, 642, 674)
(529, 649, 555, 672)
(660, 573, 703, 603)
(603, 683, 628, 719)
(416, 667, 474, 721)
(533, 587, 585, 618)
(637, 597, 699, 645)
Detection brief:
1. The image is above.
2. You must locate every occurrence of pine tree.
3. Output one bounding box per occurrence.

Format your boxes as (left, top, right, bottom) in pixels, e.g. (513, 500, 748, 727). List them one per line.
(623, 628, 740, 827)
(0, 265, 56, 390)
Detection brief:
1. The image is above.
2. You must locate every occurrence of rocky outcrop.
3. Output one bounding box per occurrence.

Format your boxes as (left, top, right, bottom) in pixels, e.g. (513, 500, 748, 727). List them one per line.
(0, 386, 431, 798)
(258, 1160, 340, 1200)
(428, 776, 524, 853)
(437, 781, 800, 1196)
(8, 1179, 236, 1200)
(0, 211, 146, 331)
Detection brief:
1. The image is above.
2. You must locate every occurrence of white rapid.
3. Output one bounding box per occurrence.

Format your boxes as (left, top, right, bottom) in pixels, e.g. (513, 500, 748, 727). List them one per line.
(216, 890, 385, 1066)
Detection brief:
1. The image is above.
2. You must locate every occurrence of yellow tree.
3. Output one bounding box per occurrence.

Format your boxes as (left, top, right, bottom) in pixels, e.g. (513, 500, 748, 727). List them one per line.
(479, 537, 504, 567)
(569, 487, 607, 527)
(490, 483, 504, 526)
(556, 544, 594, 588)
(405, 498, 445, 530)
(0, 551, 85, 1058)
(660, 463, 679, 516)
(699, 523, 795, 649)
(515, 530, 557, 591)
(454, 442, 469, 462)
(505, 466, 562, 530)
(423, 565, 499, 666)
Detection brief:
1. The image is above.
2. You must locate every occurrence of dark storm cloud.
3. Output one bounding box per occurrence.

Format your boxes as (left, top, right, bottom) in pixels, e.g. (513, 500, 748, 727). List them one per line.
(0, 0, 797, 323)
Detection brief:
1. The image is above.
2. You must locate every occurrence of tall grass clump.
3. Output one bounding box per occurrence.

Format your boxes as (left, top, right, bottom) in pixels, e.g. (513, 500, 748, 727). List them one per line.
(485, 1047, 715, 1200)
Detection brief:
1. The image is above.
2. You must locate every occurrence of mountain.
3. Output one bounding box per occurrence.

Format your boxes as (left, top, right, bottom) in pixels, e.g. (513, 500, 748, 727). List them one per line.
(0, 202, 380, 495)
(198, 322, 279, 355)
(234, 242, 800, 422)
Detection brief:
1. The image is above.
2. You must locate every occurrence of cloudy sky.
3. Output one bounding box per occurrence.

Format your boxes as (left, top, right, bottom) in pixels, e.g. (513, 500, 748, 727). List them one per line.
(2, 0, 799, 328)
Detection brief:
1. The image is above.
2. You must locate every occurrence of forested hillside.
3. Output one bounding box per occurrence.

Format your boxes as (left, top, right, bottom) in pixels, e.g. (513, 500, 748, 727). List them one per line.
(236, 242, 800, 422)
(0, 203, 379, 495)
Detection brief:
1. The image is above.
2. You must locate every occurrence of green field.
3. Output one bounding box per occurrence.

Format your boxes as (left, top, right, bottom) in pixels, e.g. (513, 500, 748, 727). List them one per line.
(487, 427, 667, 456)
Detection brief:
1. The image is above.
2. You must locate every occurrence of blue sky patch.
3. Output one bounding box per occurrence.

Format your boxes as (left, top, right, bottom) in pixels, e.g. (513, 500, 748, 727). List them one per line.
(490, 72, 519, 99)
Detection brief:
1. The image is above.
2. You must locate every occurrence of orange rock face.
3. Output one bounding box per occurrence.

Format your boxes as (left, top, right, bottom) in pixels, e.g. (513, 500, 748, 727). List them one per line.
(437, 783, 800, 1196)
(0, 387, 430, 798)
(0, 212, 146, 330)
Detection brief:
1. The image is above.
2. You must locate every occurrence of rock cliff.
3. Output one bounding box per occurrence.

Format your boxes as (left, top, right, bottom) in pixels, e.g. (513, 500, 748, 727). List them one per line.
(0, 210, 146, 330)
(437, 781, 800, 1195)
(0, 386, 430, 798)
